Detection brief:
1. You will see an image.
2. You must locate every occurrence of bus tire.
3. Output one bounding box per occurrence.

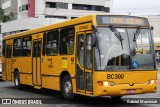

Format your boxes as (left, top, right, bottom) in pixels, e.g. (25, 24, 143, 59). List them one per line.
(62, 74, 74, 100)
(14, 71, 23, 90)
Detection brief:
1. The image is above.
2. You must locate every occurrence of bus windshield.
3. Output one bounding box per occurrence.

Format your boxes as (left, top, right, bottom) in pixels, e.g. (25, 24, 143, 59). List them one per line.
(94, 27, 154, 71)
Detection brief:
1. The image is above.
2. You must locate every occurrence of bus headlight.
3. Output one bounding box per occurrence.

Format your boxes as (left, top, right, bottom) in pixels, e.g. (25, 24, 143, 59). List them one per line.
(146, 80, 156, 84)
(150, 80, 155, 84)
(103, 81, 109, 86)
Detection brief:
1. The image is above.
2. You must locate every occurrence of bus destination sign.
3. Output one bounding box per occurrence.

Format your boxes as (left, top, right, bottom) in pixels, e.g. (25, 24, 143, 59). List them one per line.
(97, 15, 150, 26)
(111, 18, 142, 25)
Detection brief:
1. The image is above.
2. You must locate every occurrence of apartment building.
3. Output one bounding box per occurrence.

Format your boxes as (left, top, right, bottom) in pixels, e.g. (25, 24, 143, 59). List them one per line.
(0, 0, 113, 37)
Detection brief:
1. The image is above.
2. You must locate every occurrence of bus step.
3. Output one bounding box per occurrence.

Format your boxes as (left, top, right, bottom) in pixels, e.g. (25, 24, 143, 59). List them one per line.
(34, 86, 41, 89)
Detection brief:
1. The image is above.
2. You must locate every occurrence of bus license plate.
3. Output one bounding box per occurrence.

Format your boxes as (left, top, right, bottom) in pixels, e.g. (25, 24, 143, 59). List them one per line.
(126, 89, 136, 94)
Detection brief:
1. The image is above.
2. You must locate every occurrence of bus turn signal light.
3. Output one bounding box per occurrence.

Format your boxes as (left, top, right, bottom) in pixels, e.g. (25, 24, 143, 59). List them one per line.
(97, 81, 103, 86)
(97, 81, 110, 86)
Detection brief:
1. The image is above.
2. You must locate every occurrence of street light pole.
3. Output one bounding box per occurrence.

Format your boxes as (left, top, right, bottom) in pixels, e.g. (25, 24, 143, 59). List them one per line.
(50, 7, 59, 24)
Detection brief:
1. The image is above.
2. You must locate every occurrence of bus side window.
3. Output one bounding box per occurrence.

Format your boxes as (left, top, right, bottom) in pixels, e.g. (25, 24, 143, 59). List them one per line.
(13, 38, 21, 57)
(46, 30, 59, 55)
(22, 36, 32, 57)
(60, 27, 75, 55)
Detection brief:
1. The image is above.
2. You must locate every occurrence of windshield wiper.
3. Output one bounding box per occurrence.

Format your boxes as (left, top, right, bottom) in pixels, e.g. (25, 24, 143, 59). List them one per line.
(109, 25, 124, 49)
(133, 26, 141, 48)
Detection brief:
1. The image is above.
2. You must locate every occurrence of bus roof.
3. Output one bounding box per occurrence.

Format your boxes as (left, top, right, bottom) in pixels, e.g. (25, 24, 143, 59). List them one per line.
(3, 14, 148, 40)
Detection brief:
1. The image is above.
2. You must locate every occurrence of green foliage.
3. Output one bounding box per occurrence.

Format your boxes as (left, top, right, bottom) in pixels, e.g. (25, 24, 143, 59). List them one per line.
(0, 8, 14, 23)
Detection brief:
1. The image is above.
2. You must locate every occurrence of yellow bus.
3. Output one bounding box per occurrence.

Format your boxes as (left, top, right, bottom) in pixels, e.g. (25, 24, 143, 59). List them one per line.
(2, 14, 157, 99)
(0, 49, 2, 78)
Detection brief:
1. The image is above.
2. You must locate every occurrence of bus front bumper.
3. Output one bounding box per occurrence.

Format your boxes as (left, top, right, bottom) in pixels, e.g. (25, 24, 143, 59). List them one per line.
(94, 83, 157, 97)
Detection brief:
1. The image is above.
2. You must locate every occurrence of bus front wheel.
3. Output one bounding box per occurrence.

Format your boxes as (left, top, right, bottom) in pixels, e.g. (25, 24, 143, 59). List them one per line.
(14, 71, 23, 90)
(62, 74, 74, 100)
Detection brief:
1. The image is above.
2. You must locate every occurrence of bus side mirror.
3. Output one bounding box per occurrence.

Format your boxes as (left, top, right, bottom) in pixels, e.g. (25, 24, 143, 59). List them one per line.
(91, 34, 96, 47)
(151, 26, 154, 30)
(91, 25, 97, 47)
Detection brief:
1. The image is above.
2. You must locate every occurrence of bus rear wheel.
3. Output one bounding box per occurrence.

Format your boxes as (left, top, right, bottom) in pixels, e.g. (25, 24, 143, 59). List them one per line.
(14, 71, 23, 90)
(62, 74, 74, 100)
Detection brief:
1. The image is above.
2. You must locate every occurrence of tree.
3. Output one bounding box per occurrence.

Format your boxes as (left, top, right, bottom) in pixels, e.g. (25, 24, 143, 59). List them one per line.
(0, 8, 14, 23)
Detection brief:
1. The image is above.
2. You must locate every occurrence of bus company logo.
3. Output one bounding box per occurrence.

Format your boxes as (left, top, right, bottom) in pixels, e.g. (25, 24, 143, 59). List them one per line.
(79, 25, 89, 30)
(2, 99, 11, 104)
(71, 57, 74, 62)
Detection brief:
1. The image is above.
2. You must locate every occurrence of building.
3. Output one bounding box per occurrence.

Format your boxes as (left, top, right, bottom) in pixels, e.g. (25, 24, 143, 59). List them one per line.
(0, 0, 113, 37)
(148, 15, 160, 40)
(147, 15, 160, 52)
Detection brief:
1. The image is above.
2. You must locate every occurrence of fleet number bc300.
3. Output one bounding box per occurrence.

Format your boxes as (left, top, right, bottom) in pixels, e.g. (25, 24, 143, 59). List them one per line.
(107, 74, 124, 79)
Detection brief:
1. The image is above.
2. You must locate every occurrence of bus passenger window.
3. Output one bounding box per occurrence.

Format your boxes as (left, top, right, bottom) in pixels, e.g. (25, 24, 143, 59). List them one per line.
(46, 30, 59, 55)
(42, 32, 46, 56)
(22, 36, 32, 57)
(60, 27, 75, 55)
(13, 38, 21, 57)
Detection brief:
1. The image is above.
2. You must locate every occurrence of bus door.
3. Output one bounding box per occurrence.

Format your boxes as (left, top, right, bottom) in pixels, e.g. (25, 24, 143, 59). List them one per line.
(77, 31, 93, 94)
(6, 44, 12, 80)
(32, 39, 42, 86)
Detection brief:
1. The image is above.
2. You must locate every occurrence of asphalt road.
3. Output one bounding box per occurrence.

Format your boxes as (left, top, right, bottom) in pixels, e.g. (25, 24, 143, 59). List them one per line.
(0, 71, 160, 107)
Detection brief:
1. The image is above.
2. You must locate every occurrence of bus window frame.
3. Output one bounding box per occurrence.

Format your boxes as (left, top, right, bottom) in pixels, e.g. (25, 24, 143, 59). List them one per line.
(42, 32, 46, 56)
(2, 40, 6, 57)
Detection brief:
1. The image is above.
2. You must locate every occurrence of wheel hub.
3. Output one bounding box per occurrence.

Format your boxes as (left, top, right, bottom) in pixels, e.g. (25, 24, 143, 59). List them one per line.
(64, 81, 72, 96)
(15, 76, 18, 86)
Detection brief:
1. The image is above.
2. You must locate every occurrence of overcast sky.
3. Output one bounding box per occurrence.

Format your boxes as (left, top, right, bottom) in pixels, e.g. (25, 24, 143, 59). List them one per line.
(112, 0, 160, 15)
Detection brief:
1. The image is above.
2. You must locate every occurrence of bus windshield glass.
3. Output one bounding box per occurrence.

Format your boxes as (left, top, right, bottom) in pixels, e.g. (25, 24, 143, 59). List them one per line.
(94, 27, 154, 71)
